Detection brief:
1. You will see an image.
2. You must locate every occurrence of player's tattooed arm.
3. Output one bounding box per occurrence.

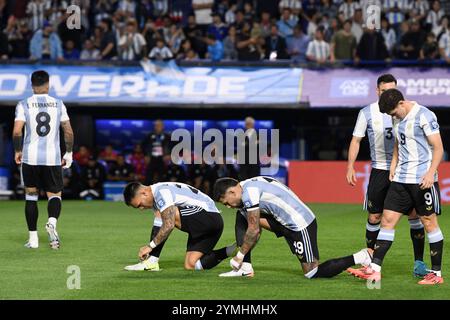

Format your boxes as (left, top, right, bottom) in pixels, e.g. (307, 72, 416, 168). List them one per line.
(61, 120, 74, 153)
(12, 121, 25, 152)
(152, 205, 176, 246)
(240, 208, 261, 255)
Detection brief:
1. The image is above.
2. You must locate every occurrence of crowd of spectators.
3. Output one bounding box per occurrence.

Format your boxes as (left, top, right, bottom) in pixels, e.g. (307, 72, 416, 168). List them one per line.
(0, 0, 449, 63)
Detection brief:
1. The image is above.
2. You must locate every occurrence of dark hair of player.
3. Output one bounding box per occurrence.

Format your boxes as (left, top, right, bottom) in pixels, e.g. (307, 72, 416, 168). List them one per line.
(377, 73, 397, 87)
(212, 178, 240, 201)
(31, 70, 50, 87)
(379, 88, 405, 114)
(123, 182, 142, 206)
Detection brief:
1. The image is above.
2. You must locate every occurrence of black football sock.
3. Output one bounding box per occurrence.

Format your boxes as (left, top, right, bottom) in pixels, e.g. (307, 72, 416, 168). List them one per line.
(149, 217, 166, 258)
(198, 247, 228, 270)
(310, 256, 355, 278)
(371, 228, 395, 267)
(25, 194, 39, 231)
(47, 196, 61, 220)
(409, 218, 425, 262)
(235, 209, 252, 263)
(427, 228, 444, 274)
(366, 219, 380, 249)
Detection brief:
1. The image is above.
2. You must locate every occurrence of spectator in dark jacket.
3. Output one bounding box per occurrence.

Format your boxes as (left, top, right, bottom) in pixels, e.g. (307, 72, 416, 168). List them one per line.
(355, 27, 389, 62)
(265, 24, 289, 59)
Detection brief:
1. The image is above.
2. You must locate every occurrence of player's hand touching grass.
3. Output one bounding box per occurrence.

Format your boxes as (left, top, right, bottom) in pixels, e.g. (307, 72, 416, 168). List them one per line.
(139, 245, 152, 261)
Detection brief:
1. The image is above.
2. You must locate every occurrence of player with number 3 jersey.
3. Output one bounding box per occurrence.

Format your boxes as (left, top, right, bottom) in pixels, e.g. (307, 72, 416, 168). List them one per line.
(13, 70, 74, 250)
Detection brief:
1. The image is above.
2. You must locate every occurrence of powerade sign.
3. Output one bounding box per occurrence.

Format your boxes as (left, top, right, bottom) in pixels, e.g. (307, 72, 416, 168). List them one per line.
(0, 62, 302, 105)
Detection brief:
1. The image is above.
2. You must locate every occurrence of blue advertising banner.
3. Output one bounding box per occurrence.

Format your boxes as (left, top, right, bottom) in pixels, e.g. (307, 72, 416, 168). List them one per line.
(0, 62, 302, 106)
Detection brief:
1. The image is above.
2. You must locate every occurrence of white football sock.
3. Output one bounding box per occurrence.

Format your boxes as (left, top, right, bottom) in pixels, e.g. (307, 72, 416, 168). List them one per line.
(241, 262, 253, 272)
(48, 217, 57, 227)
(432, 270, 442, 277)
(370, 263, 381, 272)
(148, 256, 159, 263)
(353, 249, 367, 265)
(29, 231, 38, 243)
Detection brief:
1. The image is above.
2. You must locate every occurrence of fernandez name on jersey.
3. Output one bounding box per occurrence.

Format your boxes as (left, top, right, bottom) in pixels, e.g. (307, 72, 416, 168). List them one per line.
(15, 94, 69, 166)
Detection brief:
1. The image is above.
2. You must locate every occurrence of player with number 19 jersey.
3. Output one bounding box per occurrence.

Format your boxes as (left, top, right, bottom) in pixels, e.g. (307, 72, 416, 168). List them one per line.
(15, 94, 69, 166)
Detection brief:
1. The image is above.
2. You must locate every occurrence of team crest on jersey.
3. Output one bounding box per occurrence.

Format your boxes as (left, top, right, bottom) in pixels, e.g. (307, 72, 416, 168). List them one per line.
(157, 199, 165, 208)
(431, 121, 439, 130)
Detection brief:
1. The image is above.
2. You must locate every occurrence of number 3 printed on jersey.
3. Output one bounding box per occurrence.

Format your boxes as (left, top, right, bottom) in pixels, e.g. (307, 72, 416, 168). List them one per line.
(36, 112, 51, 137)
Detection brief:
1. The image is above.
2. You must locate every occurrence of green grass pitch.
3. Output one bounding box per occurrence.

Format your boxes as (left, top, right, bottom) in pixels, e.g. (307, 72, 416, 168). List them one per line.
(0, 201, 448, 300)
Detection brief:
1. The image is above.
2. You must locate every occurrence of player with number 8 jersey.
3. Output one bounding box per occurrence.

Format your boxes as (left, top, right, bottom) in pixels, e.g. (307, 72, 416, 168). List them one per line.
(13, 70, 74, 250)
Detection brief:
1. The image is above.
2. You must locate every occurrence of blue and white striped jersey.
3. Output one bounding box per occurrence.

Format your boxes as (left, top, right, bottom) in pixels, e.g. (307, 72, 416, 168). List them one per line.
(240, 176, 316, 231)
(393, 104, 440, 184)
(151, 182, 220, 215)
(353, 102, 395, 170)
(14, 94, 69, 166)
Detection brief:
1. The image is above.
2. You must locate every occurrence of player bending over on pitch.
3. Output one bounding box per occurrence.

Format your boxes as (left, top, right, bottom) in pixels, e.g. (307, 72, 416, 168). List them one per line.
(13, 70, 74, 250)
(122, 181, 236, 271)
(346, 74, 429, 278)
(213, 176, 372, 278)
(355, 88, 444, 285)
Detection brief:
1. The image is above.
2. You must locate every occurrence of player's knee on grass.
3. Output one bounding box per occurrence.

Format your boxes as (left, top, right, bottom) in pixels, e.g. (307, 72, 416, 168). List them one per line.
(184, 252, 204, 270)
(368, 213, 381, 225)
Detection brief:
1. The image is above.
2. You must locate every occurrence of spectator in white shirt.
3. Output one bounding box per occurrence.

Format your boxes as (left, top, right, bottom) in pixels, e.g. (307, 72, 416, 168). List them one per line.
(149, 39, 174, 60)
(192, 0, 214, 29)
(426, 1, 445, 31)
(339, 0, 360, 21)
(306, 27, 330, 63)
(438, 27, 450, 63)
(119, 20, 147, 60)
(80, 39, 101, 60)
(279, 0, 302, 16)
(381, 17, 396, 54)
(407, 0, 429, 23)
(433, 16, 449, 41)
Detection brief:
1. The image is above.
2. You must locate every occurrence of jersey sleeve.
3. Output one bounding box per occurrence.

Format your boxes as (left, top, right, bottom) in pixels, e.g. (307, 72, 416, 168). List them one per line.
(153, 187, 175, 212)
(352, 109, 367, 137)
(60, 101, 70, 122)
(420, 110, 439, 136)
(241, 184, 260, 212)
(14, 101, 26, 122)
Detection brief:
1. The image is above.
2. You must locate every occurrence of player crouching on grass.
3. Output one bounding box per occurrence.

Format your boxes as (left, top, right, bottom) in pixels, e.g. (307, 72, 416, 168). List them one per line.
(213, 176, 373, 278)
(353, 89, 444, 285)
(122, 181, 237, 271)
